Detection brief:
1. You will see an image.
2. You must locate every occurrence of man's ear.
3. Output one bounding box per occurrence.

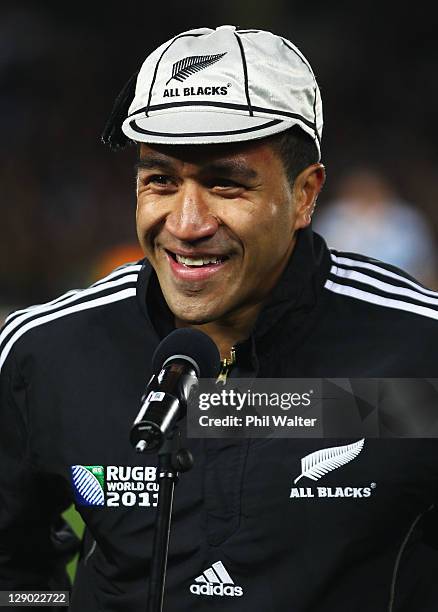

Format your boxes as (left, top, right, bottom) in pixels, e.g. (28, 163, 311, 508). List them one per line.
(293, 163, 326, 230)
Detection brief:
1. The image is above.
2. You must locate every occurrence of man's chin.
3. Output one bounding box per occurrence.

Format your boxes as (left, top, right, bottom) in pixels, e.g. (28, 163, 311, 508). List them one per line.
(173, 309, 221, 326)
(165, 298, 224, 326)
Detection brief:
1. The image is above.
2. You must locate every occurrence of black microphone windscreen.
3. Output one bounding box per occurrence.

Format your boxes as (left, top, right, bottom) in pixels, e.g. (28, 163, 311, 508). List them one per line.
(152, 329, 220, 378)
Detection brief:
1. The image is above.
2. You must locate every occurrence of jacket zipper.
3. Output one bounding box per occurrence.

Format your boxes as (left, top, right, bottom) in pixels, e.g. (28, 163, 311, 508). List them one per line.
(216, 347, 236, 384)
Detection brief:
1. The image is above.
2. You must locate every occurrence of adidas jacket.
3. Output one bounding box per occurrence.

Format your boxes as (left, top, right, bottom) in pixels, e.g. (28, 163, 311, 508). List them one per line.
(1, 227, 438, 611)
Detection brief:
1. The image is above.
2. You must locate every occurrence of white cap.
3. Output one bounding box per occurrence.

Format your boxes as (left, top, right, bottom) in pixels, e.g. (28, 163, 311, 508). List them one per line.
(121, 26, 323, 159)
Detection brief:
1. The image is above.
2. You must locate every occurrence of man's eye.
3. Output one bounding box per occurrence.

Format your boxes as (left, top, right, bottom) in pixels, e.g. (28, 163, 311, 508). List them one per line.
(210, 179, 243, 189)
(150, 175, 172, 186)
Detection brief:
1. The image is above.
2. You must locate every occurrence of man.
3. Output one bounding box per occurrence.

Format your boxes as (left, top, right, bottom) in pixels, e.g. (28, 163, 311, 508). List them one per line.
(1, 25, 438, 612)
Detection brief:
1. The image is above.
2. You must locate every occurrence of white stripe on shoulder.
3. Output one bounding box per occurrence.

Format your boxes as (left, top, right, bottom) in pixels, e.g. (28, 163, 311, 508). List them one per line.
(325, 279, 438, 321)
(91, 263, 143, 287)
(330, 266, 438, 307)
(330, 253, 437, 297)
(0, 287, 136, 373)
(5, 264, 142, 323)
(5, 289, 81, 323)
(1, 272, 140, 348)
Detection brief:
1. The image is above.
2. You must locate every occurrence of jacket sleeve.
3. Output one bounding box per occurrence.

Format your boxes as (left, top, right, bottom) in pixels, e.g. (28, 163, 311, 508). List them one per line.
(0, 346, 79, 589)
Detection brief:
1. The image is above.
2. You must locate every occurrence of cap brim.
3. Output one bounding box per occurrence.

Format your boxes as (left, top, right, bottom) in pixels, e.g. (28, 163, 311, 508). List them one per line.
(123, 110, 302, 145)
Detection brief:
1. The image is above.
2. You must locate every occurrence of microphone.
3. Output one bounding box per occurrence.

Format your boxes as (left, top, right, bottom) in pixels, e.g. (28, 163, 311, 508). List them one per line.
(130, 328, 220, 452)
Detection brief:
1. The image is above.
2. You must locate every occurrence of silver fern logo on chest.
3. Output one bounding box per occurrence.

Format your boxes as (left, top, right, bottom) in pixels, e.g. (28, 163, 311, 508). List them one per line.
(290, 439, 376, 500)
(294, 439, 364, 484)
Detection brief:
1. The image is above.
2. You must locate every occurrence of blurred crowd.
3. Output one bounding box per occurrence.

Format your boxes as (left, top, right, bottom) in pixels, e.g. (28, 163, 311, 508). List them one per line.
(1, 2, 438, 324)
(313, 169, 437, 286)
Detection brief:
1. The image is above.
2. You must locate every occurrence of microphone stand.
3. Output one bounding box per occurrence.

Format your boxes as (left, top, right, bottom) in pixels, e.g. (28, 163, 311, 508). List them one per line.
(144, 429, 194, 612)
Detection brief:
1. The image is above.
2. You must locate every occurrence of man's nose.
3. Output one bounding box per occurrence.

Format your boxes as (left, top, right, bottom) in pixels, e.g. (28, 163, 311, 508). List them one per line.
(165, 183, 219, 242)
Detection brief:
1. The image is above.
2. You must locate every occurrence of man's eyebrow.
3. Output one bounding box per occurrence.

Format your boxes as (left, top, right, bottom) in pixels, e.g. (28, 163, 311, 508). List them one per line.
(201, 160, 259, 181)
(135, 155, 177, 173)
(134, 155, 259, 181)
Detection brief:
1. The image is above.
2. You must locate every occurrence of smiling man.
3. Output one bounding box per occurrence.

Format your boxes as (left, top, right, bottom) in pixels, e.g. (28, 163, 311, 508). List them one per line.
(1, 25, 438, 612)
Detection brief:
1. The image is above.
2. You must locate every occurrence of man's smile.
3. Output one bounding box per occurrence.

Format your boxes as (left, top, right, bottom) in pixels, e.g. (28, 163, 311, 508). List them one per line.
(164, 248, 231, 282)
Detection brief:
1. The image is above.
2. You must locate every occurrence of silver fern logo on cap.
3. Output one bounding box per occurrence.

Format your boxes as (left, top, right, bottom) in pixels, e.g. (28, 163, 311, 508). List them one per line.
(166, 53, 227, 85)
(294, 439, 365, 484)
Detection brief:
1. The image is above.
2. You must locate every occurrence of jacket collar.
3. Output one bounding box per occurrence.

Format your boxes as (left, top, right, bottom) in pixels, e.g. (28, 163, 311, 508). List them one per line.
(136, 227, 332, 342)
(252, 227, 331, 340)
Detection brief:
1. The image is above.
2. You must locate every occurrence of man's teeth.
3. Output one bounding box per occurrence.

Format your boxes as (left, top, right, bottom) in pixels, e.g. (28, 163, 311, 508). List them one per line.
(175, 254, 223, 267)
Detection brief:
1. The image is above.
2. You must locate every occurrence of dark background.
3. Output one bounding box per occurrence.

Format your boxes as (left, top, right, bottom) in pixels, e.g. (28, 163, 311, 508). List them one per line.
(2, 1, 437, 316)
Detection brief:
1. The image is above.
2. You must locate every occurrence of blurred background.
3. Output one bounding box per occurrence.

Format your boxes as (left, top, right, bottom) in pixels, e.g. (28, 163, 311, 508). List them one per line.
(2, 0, 438, 318)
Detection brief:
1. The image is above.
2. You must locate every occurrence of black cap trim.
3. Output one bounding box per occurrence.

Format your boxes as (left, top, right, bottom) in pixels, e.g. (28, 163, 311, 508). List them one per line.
(234, 32, 253, 117)
(128, 100, 316, 131)
(281, 38, 320, 145)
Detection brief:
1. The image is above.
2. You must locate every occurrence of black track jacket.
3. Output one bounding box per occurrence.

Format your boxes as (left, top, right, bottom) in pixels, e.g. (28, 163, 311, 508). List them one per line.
(1, 228, 438, 611)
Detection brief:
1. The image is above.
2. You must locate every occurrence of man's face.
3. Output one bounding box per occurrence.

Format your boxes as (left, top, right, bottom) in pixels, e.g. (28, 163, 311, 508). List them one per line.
(136, 139, 311, 325)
